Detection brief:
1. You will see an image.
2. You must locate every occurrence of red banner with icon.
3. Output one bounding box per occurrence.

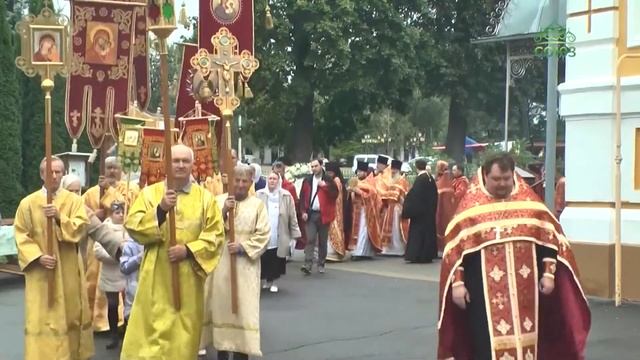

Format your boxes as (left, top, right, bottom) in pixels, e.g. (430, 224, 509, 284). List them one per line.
(179, 117, 216, 182)
(139, 127, 178, 186)
(65, 0, 145, 148)
(198, 0, 254, 53)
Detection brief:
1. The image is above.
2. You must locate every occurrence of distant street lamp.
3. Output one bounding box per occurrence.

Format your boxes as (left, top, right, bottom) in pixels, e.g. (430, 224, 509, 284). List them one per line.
(361, 134, 377, 152)
(409, 132, 425, 158)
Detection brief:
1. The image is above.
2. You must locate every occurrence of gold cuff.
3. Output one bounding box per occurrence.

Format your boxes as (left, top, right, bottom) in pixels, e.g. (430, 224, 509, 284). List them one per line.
(542, 273, 555, 280)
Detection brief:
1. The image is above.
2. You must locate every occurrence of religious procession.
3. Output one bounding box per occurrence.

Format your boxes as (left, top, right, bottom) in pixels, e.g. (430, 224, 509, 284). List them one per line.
(1, 0, 640, 359)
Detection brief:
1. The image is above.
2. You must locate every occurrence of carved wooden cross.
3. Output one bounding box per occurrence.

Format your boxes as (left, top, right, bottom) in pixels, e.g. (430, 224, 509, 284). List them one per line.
(189, 27, 259, 315)
(190, 27, 259, 116)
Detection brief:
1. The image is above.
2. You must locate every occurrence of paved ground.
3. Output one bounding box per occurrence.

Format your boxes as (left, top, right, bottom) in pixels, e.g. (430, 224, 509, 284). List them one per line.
(1, 255, 639, 360)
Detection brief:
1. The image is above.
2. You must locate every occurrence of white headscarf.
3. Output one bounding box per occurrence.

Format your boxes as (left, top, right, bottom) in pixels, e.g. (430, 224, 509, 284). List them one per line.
(61, 174, 82, 190)
(250, 163, 262, 183)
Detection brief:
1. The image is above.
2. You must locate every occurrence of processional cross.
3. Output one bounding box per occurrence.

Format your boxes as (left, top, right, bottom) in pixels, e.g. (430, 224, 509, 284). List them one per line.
(191, 27, 259, 314)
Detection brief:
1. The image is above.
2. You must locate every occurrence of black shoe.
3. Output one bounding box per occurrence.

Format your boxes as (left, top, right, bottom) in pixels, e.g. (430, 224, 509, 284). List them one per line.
(106, 337, 119, 350)
(300, 266, 311, 275)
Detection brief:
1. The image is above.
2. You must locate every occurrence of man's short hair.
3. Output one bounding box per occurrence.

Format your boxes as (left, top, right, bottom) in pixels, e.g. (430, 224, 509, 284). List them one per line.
(453, 162, 465, 175)
(415, 159, 427, 171)
(482, 153, 515, 175)
(272, 160, 285, 169)
(39, 156, 64, 170)
(234, 163, 253, 178)
(310, 158, 323, 166)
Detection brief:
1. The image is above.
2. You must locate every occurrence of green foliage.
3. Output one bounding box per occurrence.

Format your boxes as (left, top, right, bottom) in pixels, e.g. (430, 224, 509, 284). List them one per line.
(0, 0, 24, 216)
(476, 138, 536, 170)
(147, 42, 181, 115)
(246, 0, 429, 161)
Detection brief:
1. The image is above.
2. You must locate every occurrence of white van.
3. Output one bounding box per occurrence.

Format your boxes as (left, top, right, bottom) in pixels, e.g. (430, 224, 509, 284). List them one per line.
(351, 154, 384, 172)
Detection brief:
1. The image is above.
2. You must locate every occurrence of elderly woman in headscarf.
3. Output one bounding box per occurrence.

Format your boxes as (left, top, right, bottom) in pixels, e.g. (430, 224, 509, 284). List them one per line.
(249, 163, 266, 194)
(256, 171, 301, 292)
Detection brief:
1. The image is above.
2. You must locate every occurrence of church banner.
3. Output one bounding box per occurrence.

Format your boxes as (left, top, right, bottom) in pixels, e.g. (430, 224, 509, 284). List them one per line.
(132, 5, 149, 110)
(65, 0, 144, 148)
(178, 117, 216, 183)
(199, 0, 254, 55)
(139, 127, 179, 186)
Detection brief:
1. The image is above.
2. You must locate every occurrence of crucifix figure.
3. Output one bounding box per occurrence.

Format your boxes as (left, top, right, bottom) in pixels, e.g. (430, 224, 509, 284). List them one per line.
(190, 27, 259, 117)
(190, 27, 259, 314)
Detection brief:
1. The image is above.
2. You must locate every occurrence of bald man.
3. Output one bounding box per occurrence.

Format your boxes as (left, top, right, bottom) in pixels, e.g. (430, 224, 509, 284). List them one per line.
(121, 144, 224, 360)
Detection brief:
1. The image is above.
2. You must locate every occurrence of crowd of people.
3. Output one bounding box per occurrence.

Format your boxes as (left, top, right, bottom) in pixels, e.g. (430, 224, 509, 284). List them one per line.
(12, 146, 590, 360)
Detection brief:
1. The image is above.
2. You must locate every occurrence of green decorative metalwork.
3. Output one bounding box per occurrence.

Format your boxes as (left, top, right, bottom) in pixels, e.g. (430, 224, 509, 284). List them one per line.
(162, 1, 175, 22)
(118, 148, 141, 173)
(534, 24, 576, 58)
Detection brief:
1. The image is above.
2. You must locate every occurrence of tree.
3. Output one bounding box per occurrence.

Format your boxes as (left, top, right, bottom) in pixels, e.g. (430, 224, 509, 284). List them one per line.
(246, 0, 431, 162)
(422, 0, 506, 163)
(147, 41, 181, 115)
(0, 0, 24, 215)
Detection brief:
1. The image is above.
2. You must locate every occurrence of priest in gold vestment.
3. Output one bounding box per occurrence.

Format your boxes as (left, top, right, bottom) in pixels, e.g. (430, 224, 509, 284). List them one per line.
(380, 159, 410, 256)
(121, 145, 224, 360)
(438, 154, 590, 360)
(347, 161, 382, 258)
(201, 164, 270, 359)
(83, 156, 139, 331)
(14, 157, 93, 360)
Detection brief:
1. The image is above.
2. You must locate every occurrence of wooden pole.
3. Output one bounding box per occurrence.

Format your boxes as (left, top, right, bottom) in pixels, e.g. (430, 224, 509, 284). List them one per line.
(222, 113, 238, 314)
(42, 65, 55, 308)
(159, 37, 181, 311)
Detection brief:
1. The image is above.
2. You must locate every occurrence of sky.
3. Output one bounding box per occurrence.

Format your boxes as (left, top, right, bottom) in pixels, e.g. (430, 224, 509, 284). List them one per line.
(53, 0, 199, 43)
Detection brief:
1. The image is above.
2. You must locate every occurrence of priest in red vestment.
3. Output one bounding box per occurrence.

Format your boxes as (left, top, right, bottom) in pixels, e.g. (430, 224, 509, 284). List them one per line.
(437, 154, 590, 360)
(451, 163, 469, 205)
(436, 160, 456, 252)
(554, 176, 566, 218)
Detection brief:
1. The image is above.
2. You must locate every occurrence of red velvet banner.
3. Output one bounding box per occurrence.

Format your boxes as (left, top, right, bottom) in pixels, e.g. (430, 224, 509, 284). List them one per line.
(179, 117, 215, 182)
(198, 0, 255, 53)
(139, 127, 166, 186)
(132, 6, 149, 110)
(65, 0, 144, 148)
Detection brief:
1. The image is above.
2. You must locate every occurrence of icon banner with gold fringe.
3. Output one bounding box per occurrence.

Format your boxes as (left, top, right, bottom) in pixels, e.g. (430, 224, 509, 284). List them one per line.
(65, 0, 145, 148)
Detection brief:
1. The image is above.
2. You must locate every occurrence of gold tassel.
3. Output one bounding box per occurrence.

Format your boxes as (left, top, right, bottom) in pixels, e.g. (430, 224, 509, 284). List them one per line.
(236, 76, 244, 98)
(265, 4, 274, 30)
(179, 2, 189, 29)
(244, 83, 254, 99)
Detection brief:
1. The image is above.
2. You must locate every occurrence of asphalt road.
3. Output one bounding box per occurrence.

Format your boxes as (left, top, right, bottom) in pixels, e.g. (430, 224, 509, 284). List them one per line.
(1, 257, 639, 360)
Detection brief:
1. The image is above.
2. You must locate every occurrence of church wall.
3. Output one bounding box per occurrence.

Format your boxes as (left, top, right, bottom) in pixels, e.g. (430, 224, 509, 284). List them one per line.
(560, 0, 640, 301)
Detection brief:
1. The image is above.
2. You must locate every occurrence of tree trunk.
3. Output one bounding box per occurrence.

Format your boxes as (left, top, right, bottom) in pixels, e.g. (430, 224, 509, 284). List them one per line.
(289, 12, 314, 163)
(445, 95, 466, 163)
(519, 96, 530, 141)
(290, 91, 314, 162)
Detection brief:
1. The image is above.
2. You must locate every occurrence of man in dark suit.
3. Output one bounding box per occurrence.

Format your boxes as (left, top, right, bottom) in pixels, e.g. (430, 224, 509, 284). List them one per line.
(299, 158, 338, 274)
(402, 159, 438, 263)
